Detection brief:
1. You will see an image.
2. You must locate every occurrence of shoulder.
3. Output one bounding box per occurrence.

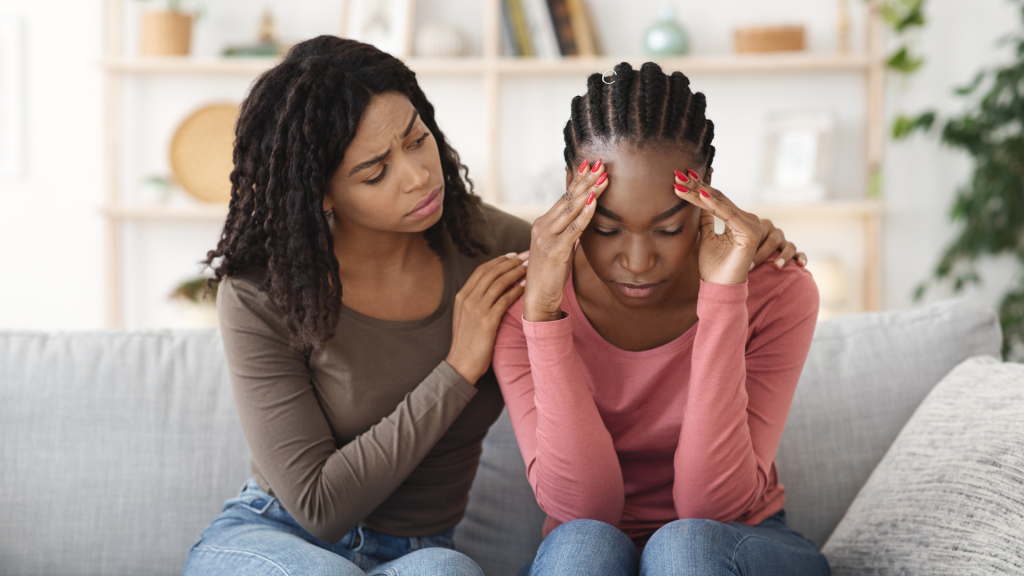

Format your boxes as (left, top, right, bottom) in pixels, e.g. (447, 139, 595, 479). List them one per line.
(472, 203, 532, 256)
(217, 266, 289, 336)
(746, 261, 819, 327)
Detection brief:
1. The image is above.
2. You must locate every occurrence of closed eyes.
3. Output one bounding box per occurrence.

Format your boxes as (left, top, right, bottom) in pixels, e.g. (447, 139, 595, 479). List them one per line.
(592, 227, 684, 237)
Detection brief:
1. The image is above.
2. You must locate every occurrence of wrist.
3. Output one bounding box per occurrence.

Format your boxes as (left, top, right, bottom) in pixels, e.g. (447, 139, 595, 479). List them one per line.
(444, 352, 483, 386)
(523, 300, 564, 323)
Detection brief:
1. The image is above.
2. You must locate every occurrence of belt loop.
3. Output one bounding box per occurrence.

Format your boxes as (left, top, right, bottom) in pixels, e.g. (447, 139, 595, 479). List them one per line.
(352, 526, 365, 552)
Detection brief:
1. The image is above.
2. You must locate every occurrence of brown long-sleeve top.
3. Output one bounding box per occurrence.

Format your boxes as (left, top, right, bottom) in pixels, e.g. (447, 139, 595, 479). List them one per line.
(217, 203, 532, 543)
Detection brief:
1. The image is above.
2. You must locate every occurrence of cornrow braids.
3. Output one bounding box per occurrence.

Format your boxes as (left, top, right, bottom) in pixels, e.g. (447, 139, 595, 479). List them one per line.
(563, 61, 716, 174)
(204, 35, 486, 353)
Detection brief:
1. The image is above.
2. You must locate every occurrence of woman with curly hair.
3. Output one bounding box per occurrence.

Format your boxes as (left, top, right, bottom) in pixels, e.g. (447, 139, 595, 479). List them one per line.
(183, 37, 806, 576)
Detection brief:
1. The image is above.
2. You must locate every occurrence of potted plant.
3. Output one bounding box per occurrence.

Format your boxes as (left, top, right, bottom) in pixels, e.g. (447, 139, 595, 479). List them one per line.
(169, 276, 218, 328)
(136, 0, 201, 56)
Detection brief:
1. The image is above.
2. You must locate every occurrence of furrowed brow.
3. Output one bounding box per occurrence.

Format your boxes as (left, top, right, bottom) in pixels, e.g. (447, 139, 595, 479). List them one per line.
(402, 110, 420, 138)
(651, 202, 688, 222)
(594, 204, 623, 221)
(348, 149, 391, 177)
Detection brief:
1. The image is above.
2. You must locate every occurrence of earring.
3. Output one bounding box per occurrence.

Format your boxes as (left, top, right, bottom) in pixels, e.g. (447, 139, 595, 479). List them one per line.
(602, 69, 617, 85)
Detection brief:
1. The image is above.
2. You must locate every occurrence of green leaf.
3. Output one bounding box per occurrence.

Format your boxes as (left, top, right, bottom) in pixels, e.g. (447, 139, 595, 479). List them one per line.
(887, 46, 925, 73)
(892, 111, 936, 139)
(954, 71, 986, 96)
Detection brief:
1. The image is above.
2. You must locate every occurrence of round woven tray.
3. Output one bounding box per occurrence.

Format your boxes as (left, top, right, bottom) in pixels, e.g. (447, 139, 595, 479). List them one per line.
(170, 104, 239, 203)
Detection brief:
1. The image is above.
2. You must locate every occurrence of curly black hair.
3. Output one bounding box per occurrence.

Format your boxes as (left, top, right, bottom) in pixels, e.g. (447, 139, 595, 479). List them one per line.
(563, 61, 716, 172)
(204, 36, 486, 353)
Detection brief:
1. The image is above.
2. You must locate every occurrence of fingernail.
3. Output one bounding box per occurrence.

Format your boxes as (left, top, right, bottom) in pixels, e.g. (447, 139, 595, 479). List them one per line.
(673, 183, 687, 193)
(776, 258, 785, 268)
(700, 189, 710, 198)
(799, 258, 807, 266)
(687, 169, 700, 180)
(520, 280, 526, 287)
(578, 159, 588, 174)
(674, 170, 688, 182)
(591, 158, 603, 173)
(586, 191, 594, 205)
(505, 252, 517, 258)
(522, 260, 529, 267)
(517, 252, 529, 260)
(596, 173, 608, 186)
(749, 262, 755, 271)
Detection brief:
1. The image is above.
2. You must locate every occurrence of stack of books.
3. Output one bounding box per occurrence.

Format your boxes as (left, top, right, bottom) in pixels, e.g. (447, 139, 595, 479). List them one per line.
(502, 0, 600, 57)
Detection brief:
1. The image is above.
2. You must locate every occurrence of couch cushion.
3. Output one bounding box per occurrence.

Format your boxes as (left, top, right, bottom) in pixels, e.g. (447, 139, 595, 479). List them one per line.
(822, 356, 1024, 574)
(775, 299, 1002, 546)
(0, 329, 251, 576)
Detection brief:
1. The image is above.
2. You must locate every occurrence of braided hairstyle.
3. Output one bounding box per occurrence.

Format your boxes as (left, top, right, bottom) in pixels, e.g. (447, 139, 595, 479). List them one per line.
(204, 36, 485, 353)
(563, 61, 715, 174)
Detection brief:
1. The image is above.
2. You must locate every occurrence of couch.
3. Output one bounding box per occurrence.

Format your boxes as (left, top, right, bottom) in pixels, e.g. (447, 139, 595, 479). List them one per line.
(0, 299, 1003, 575)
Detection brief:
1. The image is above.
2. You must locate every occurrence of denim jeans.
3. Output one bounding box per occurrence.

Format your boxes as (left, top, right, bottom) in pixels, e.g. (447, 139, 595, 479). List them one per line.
(521, 510, 830, 576)
(183, 479, 484, 576)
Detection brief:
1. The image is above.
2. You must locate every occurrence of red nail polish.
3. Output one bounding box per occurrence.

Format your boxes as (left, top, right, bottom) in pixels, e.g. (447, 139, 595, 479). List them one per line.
(578, 159, 589, 174)
(586, 191, 594, 206)
(596, 173, 608, 186)
(687, 169, 700, 180)
(591, 158, 603, 173)
(700, 189, 711, 198)
(673, 183, 687, 192)
(674, 170, 688, 182)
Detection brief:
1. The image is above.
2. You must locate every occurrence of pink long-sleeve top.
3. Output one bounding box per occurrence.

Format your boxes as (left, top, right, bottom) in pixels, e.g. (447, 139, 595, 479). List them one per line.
(492, 260, 819, 545)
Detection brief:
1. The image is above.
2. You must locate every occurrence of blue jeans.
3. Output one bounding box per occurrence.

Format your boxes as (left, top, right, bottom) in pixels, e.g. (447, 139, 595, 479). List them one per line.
(183, 479, 484, 576)
(521, 510, 830, 576)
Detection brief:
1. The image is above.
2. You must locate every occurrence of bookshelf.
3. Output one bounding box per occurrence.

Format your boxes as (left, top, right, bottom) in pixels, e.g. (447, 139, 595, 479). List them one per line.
(101, 0, 886, 327)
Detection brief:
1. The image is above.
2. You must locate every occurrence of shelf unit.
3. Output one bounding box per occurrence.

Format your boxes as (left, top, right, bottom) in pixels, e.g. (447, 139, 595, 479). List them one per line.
(101, 0, 885, 328)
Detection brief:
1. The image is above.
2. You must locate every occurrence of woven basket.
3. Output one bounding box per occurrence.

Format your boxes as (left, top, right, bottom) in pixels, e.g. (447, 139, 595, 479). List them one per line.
(170, 104, 240, 203)
(734, 25, 805, 53)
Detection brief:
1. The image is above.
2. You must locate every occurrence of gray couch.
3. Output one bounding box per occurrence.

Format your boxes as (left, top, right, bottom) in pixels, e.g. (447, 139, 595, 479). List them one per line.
(0, 299, 1002, 576)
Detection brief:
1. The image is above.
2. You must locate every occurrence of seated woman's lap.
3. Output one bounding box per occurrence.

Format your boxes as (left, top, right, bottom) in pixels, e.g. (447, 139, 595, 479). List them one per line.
(524, 511, 829, 576)
(183, 481, 483, 576)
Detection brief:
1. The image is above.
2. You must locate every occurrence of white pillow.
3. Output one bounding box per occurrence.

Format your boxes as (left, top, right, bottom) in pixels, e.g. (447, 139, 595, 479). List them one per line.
(823, 356, 1024, 575)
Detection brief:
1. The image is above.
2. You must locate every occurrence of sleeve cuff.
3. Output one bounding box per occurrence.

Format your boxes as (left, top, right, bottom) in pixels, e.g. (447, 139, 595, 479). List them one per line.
(522, 312, 575, 342)
(437, 361, 478, 401)
(698, 279, 749, 304)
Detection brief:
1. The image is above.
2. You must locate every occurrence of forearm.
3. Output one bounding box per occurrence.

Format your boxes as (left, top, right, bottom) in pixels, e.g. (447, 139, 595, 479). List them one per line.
(673, 281, 762, 521)
(521, 316, 624, 523)
(240, 361, 476, 542)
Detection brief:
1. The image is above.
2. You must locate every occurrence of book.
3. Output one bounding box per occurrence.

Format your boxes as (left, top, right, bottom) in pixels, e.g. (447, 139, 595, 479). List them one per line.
(565, 0, 596, 56)
(546, 0, 578, 56)
(505, 0, 535, 57)
(500, 0, 520, 56)
(521, 0, 561, 58)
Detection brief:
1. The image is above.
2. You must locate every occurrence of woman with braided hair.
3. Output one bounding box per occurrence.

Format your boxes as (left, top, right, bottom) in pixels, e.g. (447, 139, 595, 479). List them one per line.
(493, 62, 829, 575)
(184, 36, 807, 575)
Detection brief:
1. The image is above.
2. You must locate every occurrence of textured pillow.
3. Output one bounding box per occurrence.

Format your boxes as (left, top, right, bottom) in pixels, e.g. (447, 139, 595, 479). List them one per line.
(823, 356, 1024, 575)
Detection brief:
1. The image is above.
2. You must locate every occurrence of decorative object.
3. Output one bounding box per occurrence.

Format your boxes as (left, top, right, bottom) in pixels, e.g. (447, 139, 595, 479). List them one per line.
(224, 6, 283, 57)
(169, 104, 239, 203)
(897, 2, 1024, 360)
(341, 0, 415, 58)
(644, 4, 688, 57)
(138, 175, 174, 204)
(0, 17, 25, 177)
(760, 111, 835, 204)
(734, 25, 805, 53)
(836, 0, 850, 53)
(139, 7, 193, 56)
(823, 357, 1024, 575)
(169, 277, 218, 328)
(415, 23, 465, 57)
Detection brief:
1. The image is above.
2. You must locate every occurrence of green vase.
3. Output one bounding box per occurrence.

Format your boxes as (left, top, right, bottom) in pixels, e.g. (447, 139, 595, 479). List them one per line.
(645, 5, 688, 57)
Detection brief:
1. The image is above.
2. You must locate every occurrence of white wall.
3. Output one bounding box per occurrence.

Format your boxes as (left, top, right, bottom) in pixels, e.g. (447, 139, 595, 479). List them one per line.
(0, 0, 1019, 329)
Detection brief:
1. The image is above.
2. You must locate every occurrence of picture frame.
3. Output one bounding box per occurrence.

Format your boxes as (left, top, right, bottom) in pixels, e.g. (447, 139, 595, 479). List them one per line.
(760, 111, 836, 204)
(340, 0, 416, 59)
(0, 17, 25, 177)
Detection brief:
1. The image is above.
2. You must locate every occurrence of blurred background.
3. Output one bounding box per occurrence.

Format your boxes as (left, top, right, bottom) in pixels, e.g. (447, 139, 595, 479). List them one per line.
(0, 0, 1020, 356)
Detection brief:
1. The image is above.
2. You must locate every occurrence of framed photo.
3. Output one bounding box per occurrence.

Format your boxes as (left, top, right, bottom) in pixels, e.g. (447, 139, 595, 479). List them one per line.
(0, 17, 25, 177)
(760, 111, 836, 204)
(340, 0, 416, 58)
